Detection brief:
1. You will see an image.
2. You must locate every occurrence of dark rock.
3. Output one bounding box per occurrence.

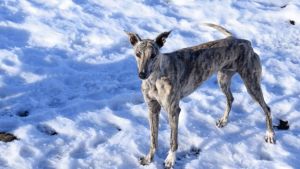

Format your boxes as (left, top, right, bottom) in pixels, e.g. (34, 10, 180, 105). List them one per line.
(289, 20, 295, 25)
(274, 119, 289, 130)
(0, 132, 18, 142)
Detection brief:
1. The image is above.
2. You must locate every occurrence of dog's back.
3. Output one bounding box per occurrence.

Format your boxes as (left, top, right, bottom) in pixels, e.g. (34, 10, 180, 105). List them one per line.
(161, 37, 253, 97)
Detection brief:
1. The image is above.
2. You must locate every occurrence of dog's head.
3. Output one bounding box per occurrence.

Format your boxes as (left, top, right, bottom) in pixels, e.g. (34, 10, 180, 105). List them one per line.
(126, 31, 171, 80)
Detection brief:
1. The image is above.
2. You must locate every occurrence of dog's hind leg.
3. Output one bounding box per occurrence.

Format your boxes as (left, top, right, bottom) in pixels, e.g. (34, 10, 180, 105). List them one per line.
(139, 100, 161, 165)
(238, 54, 275, 143)
(216, 70, 235, 128)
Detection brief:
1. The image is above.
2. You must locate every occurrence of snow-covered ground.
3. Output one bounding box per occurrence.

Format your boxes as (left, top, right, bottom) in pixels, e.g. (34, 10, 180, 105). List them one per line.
(0, 0, 300, 168)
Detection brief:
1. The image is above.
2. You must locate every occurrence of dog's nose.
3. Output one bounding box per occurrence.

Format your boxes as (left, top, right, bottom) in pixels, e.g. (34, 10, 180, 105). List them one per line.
(139, 72, 147, 79)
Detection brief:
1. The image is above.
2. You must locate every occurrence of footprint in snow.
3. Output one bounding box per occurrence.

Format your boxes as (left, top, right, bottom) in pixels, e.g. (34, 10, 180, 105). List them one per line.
(37, 124, 58, 136)
(172, 147, 201, 169)
(70, 142, 89, 159)
(17, 110, 29, 117)
(91, 126, 122, 148)
(48, 98, 65, 108)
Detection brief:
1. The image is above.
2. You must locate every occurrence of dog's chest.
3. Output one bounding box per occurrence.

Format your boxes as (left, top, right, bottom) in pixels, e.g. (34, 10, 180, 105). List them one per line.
(142, 77, 159, 100)
(148, 85, 159, 100)
(142, 75, 173, 103)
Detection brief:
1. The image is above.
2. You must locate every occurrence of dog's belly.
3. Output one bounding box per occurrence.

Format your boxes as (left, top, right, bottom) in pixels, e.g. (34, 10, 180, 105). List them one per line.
(181, 85, 199, 98)
(179, 57, 237, 98)
(180, 69, 213, 98)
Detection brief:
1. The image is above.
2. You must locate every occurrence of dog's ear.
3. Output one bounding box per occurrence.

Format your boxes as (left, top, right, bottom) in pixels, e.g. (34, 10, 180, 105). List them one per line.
(155, 30, 171, 48)
(125, 31, 141, 46)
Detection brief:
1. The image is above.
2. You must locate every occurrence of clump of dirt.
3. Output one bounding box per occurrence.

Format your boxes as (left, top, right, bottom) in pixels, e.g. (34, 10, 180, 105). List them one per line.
(289, 20, 295, 25)
(0, 132, 18, 142)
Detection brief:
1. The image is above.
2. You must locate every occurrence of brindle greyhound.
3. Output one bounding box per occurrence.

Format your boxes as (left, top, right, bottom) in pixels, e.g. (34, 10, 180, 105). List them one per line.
(126, 24, 275, 169)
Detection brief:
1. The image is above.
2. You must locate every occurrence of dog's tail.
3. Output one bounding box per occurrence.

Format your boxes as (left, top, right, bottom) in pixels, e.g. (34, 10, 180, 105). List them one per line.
(204, 23, 233, 37)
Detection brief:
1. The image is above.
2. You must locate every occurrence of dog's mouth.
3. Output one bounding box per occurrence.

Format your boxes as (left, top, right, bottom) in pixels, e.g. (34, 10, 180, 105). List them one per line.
(138, 71, 149, 80)
(139, 74, 148, 80)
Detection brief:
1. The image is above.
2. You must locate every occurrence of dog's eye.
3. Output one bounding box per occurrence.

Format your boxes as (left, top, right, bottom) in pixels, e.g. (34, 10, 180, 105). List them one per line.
(151, 53, 156, 59)
(136, 52, 141, 58)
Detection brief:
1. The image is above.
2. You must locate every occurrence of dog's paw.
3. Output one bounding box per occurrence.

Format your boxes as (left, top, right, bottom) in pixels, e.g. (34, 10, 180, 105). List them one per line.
(216, 118, 228, 128)
(139, 155, 151, 166)
(164, 151, 176, 169)
(264, 131, 276, 144)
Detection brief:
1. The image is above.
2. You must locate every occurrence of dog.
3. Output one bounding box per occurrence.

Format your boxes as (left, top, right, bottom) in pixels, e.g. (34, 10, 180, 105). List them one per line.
(126, 23, 275, 169)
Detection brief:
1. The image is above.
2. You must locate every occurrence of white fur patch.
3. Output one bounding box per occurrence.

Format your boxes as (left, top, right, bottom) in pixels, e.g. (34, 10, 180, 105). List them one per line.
(164, 150, 176, 168)
(265, 130, 276, 144)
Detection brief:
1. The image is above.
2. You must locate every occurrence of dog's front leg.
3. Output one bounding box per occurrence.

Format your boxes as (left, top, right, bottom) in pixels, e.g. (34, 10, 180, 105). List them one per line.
(164, 103, 180, 169)
(140, 100, 161, 165)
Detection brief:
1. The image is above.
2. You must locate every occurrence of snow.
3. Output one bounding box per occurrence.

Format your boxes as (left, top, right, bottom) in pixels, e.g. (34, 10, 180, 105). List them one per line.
(0, 0, 300, 168)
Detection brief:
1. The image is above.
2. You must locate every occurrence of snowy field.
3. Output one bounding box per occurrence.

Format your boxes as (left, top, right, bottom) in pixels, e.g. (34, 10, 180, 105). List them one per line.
(0, 0, 300, 168)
